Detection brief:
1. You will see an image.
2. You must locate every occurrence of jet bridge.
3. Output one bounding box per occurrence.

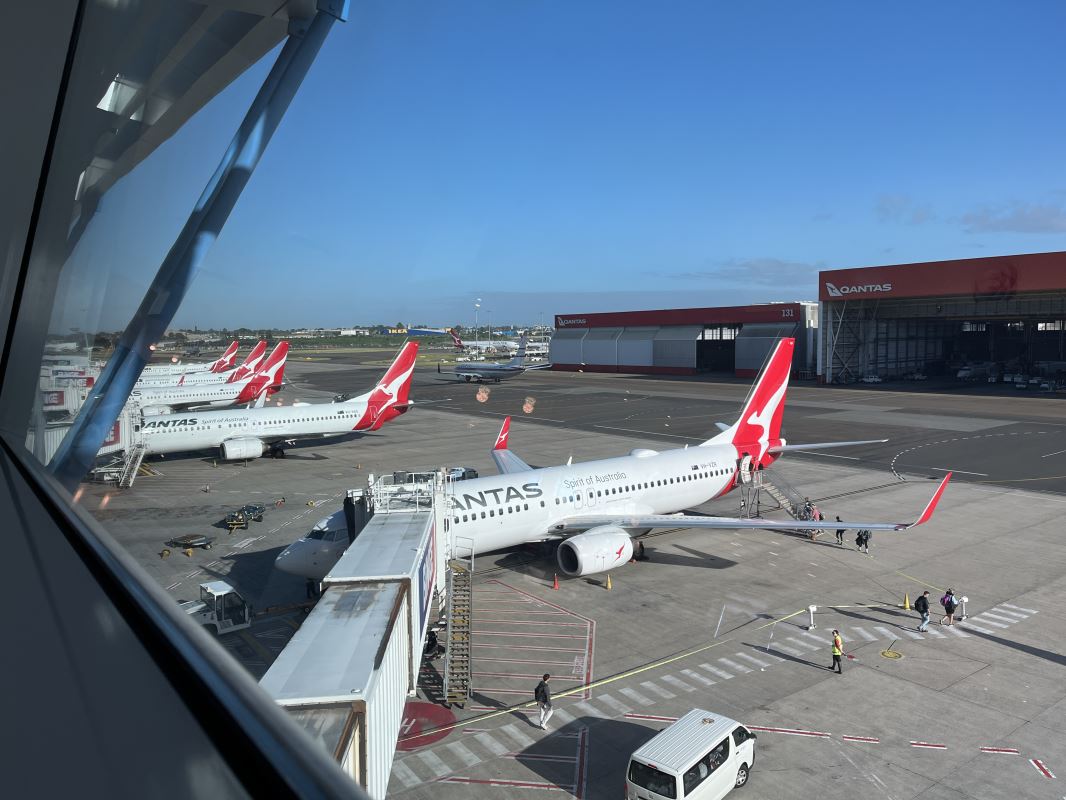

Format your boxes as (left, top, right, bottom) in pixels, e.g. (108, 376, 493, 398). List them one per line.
(259, 472, 454, 799)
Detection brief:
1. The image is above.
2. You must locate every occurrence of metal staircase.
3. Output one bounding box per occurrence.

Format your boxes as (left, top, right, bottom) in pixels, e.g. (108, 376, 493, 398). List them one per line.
(118, 444, 147, 488)
(442, 558, 472, 707)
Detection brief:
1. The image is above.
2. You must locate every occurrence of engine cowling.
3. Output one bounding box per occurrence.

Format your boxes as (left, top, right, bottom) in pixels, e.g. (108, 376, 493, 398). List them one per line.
(557, 526, 634, 577)
(220, 437, 266, 461)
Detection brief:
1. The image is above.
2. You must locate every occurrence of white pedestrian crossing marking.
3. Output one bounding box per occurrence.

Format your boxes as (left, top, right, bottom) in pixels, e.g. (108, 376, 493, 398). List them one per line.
(500, 723, 535, 748)
(850, 627, 877, 641)
(620, 686, 654, 706)
(736, 652, 776, 668)
(416, 751, 451, 778)
(1000, 603, 1037, 615)
(596, 693, 633, 715)
(924, 626, 946, 638)
(641, 681, 676, 699)
(572, 700, 604, 718)
(960, 621, 999, 635)
(989, 607, 1028, 620)
(661, 674, 698, 693)
(873, 626, 898, 641)
(943, 625, 971, 638)
(445, 742, 481, 768)
(552, 707, 576, 724)
(392, 761, 421, 787)
(978, 611, 1018, 625)
(786, 637, 821, 652)
(771, 643, 804, 656)
(681, 668, 716, 686)
(972, 615, 1009, 629)
(899, 628, 925, 640)
(475, 732, 508, 756)
(699, 663, 734, 680)
(801, 630, 828, 645)
(718, 657, 753, 674)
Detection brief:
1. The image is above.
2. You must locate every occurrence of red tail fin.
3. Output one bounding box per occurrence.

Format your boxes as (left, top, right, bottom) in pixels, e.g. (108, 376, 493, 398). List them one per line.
(449, 329, 464, 349)
(210, 340, 239, 372)
(227, 340, 267, 383)
(364, 341, 419, 430)
(236, 342, 288, 403)
(720, 337, 794, 466)
(494, 416, 511, 450)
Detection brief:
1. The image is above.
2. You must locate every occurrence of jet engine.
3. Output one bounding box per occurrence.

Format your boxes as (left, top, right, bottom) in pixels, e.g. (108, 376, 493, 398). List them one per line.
(220, 438, 266, 461)
(557, 526, 634, 577)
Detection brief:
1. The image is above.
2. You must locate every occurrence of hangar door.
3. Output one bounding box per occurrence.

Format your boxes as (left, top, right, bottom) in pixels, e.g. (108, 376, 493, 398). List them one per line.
(735, 323, 798, 376)
(582, 327, 623, 368)
(550, 328, 586, 365)
(617, 327, 657, 368)
(653, 326, 702, 369)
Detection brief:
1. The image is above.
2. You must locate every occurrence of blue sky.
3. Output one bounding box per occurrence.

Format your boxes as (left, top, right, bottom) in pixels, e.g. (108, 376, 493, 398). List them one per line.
(72, 1, 1066, 330)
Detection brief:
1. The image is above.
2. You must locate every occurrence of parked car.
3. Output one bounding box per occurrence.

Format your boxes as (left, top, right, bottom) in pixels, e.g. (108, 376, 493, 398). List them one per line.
(448, 466, 479, 481)
(860, 375, 882, 384)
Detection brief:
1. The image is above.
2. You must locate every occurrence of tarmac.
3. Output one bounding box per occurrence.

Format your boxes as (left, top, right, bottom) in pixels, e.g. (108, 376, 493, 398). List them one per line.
(80, 359, 1066, 800)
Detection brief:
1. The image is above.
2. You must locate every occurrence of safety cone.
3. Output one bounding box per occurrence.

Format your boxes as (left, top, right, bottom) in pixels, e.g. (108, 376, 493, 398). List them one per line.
(605, 574, 613, 591)
(903, 592, 911, 610)
(552, 573, 559, 590)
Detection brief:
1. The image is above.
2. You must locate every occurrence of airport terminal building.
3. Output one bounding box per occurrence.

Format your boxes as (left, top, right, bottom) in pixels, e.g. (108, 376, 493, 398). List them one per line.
(819, 251, 1066, 383)
(550, 302, 818, 377)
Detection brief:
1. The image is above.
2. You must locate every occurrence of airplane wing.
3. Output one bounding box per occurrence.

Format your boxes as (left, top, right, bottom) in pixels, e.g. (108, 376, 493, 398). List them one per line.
(521, 363, 553, 371)
(549, 473, 951, 535)
(767, 438, 887, 454)
(490, 416, 533, 474)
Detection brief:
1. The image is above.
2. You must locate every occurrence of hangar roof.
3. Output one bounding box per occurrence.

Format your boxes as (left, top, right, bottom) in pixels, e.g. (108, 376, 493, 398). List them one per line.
(819, 251, 1066, 302)
(555, 302, 811, 329)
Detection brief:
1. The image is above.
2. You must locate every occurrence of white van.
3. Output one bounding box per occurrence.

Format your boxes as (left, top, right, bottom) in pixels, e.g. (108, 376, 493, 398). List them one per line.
(626, 710, 756, 800)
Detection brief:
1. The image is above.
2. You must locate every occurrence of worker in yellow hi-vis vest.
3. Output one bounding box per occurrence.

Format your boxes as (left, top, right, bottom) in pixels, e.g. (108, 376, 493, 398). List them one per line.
(829, 629, 843, 674)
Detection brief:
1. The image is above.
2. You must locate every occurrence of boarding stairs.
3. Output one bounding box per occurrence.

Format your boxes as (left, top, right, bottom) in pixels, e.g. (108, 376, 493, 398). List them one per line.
(118, 444, 147, 488)
(741, 468, 820, 536)
(442, 557, 473, 707)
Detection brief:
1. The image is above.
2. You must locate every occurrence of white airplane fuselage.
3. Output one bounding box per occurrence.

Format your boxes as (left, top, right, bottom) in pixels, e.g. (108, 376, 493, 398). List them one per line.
(447, 445, 738, 554)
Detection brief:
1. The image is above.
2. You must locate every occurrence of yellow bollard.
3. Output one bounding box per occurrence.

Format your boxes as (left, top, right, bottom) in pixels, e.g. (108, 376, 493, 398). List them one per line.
(903, 592, 911, 610)
(605, 574, 613, 591)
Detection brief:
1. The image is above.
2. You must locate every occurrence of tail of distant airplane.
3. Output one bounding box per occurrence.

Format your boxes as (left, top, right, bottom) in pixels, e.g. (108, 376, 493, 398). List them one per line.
(357, 341, 419, 430)
(237, 341, 289, 403)
(506, 335, 528, 367)
(449, 329, 464, 350)
(704, 337, 794, 466)
(209, 340, 239, 372)
(226, 340, 268, 383)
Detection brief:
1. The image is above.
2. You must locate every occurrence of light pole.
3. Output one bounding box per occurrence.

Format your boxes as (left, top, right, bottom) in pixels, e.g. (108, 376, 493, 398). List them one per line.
(474, 298, 481, 353)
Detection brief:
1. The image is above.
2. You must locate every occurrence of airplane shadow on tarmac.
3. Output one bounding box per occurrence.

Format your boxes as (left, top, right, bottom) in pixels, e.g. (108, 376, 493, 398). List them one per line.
(641, 544, 738, 570)
(198, 544, 304, 607)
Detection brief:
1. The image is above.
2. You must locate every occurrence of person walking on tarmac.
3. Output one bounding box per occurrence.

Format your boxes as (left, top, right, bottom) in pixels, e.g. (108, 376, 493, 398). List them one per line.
(829, 630, 844, 673)
(535, 674, 553, 730)
(915, 590, 931, 632)
(835, 517, 845, 546)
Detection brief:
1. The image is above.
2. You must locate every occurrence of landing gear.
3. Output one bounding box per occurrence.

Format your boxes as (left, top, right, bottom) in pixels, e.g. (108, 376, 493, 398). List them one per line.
(463, 375, 473, 382)
(269, 447, 286, 459)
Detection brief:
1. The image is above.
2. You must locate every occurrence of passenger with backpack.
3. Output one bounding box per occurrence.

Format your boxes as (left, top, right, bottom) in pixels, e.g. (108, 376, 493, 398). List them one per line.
(914, 590, 931, 632)
(534, 673, 553, 730)
(855, 529, 871, 554)
(940, 589, 957, 626)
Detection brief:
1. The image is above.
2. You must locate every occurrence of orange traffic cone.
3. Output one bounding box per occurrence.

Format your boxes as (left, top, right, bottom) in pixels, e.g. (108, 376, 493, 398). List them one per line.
(605, 574, 613, 591)
(552, 573, 559, 590)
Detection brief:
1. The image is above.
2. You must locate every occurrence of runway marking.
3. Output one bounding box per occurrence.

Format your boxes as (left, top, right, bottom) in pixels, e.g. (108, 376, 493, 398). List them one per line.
(619, 687, 654, 706)
(474, 631, 587, 639)
(1041, 448, 1066, 458)
(438, 776, 574, 791)
(943, 625, 971, 637)
(969, 615, 1009, 629)
(850, 627, 877, 642)
(473, 733, 508, 755)
(749, 725, 830, 738)
(989, 606, 1029, 620)
(415, 750, 450, 778)
(474, 657, 576, 667)
(1031, 759, 1056, 779)
(498, 723, 535, 748)
(910, 741, 948, 750)
(570, 700, 603, 718)
(795, 451, 859, 460)
(978, 611, 1021, 625)
(770, 643, 804, 656)
(898, 628, 924, 640)
(735, 652, 776, 668)
(842, 735, 880, 744)
(625, 713, 679, 722)
(924, 626, 947, 638)
(640, 680, 676, 699)
(551, 708, 575, 724)
(166, 582, 180, 591)
(717, 657, 753, 674)
(660, 674, 698, 693)
(475, 643, 587, 652)
(681, 668, 717, 686)
(873, 625, 899, 641)
(593, 423, 702, 441)
(980, 746, 1020, 754)
(800, 631, 829, 645)
(699, 663, 734, 680)
(785, 637, 821, 652)
(1001, 603, 1038, 615)
(930, 467, 988, 476)
(391, 761, 420, 787)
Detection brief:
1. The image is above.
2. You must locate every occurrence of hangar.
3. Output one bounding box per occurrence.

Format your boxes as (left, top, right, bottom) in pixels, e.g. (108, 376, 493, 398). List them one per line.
(550, 302, 817, 377)
(818, 251, 1066, 384)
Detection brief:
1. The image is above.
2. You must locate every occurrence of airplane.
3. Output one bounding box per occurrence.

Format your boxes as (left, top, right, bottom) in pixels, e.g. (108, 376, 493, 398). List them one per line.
(275, 338, 951, 581)
(437, 336, 551, 383)
(126, 341, 418, 461)
(139, 340, 239, 375)
(135, 341, 267, 387)
(126, 341, 288, 415)
(449, 329, 518, 355)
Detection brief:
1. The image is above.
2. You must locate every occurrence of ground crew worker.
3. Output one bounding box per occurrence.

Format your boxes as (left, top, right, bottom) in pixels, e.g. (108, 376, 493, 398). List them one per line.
(829, 629, 843, 674)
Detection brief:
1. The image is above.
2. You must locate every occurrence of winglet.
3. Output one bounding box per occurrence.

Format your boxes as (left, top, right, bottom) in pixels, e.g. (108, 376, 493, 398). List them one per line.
(494, 416, 511, 450)
(904, 472, 952, 529)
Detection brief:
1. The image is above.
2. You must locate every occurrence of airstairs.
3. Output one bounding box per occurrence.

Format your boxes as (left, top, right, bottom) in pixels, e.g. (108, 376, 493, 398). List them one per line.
(118, 444, 147, 488)
(739, 467, 818, 534)
(442, 539, 474, 708)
